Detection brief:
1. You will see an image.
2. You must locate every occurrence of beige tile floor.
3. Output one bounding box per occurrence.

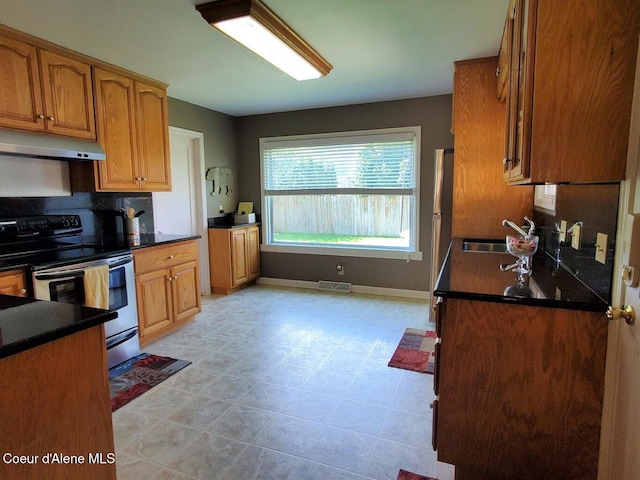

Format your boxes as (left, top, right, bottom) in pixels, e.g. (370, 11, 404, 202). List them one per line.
(113, 284, 455, 480)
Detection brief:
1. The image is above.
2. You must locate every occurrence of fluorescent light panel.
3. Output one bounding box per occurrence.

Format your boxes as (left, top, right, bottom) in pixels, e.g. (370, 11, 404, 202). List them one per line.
(196, 0, 332, 81)
(215, 17, 321, 80)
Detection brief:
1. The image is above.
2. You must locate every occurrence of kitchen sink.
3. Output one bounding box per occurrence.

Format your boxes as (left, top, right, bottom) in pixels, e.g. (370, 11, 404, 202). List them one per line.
(462, 239, 509, 253)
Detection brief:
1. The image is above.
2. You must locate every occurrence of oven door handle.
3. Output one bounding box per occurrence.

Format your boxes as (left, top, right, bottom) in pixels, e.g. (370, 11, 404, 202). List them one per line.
(106, 329, 138, 350)
(33, 254, 133, 280)
(34, 269, 86, 280)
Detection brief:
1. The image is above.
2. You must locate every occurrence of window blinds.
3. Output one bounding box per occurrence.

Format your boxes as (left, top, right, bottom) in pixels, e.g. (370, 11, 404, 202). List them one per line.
(263, 131, 416, 194)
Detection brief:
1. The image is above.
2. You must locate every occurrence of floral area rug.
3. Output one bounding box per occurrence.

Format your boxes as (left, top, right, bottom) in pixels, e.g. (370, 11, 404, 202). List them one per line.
(388, 328, 436, 374)
(397, 470, 438, 480)
(109, 353, 191, 412)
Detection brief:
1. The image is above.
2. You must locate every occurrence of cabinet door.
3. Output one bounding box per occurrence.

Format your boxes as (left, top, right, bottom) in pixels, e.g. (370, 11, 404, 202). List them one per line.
(0, 33, 44, 132)
(438, 299, 606, 479)
(135, 269, 172, 341)
(171, 261, 201, 323)
(39, 49, 95, 139)
(135, 81, 171, 192)
(246, 226, 260, 280)
(93, 67, 140, 191)
(230, 229, 249, 286)
(503, 0, 533, 182)
(0, 270, 27, 297)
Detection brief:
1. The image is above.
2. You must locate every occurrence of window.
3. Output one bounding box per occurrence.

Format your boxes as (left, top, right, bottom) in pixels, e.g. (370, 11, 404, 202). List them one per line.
(260, 127, 422, 260)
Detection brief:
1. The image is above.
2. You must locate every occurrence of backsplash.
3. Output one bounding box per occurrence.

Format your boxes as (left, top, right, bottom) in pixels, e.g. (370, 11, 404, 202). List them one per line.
(532, 183, 619, 303)
(0, 192, 154, 239)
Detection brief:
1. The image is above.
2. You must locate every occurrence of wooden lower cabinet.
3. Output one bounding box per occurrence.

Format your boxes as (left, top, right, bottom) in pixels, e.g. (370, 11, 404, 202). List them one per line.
(0, 269, 27, 297)
(208, 225, 260, 295)
(133, 240, 201, 345)
(435, 298, 607, 480)
(0, 326, 115, 480)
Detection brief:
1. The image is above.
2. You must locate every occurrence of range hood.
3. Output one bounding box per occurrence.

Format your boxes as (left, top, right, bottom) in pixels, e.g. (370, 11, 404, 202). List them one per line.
(0, 128, 105, 161)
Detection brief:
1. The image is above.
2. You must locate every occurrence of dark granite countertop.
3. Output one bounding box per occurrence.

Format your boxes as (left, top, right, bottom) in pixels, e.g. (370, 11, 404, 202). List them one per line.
(208, 214, 260, 229)
(0, 234, 201, 273)
(0, 295, 117, 359)
(84, 233, 201, 250)
(208, 223, 260, 229)
(433, 237, 608, 312)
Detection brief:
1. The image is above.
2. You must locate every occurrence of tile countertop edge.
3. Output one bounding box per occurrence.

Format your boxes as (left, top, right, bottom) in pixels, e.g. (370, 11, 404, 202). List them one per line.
(0, 295, 117, 360)
(434, 237, 609, 313)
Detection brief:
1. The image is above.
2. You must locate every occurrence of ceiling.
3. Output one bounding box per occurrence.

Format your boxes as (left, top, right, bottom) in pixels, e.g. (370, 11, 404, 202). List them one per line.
(0, 0, 509, 117)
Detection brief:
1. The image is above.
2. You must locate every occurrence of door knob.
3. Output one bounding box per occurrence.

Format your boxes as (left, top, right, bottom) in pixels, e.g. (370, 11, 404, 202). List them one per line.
(606, 305, 635, 325)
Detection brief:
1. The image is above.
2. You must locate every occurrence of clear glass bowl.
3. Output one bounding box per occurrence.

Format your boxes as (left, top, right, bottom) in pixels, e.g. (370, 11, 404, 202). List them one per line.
(506, 235, 539, 258)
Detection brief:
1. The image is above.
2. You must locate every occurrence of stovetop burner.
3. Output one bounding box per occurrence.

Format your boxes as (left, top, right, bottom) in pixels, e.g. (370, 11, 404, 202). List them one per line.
(0, 215, 129, 270)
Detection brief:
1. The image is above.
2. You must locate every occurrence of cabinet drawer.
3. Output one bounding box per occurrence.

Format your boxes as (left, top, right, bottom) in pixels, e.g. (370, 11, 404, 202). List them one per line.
(134, 241, 198, 275)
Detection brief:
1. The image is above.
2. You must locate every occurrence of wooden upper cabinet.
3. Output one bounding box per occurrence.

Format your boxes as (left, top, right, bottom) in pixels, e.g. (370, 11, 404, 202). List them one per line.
(452, 57, 532, 239)
(495, 0, 514, 103)
(135, 81, 171, 192)
(0, 33, 44, 132)
(38, 49, 96, 139)
(0, 32, 95, 139)
(501, 0, 640, 184)
(91, 68, 171, 192)
(93, 68, 139, 191)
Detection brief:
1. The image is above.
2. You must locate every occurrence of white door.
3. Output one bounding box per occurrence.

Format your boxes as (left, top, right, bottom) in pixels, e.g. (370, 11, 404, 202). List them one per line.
(152, 127, 210, 295)
(599, 46, 640, 480)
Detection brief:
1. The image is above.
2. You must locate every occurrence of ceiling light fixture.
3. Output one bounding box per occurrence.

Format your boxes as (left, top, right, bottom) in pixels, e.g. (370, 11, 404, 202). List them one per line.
(196, 0, 332, 81)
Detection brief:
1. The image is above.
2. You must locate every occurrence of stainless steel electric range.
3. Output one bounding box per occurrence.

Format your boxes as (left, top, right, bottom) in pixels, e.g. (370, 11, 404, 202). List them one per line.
(0, 214, 140, 368)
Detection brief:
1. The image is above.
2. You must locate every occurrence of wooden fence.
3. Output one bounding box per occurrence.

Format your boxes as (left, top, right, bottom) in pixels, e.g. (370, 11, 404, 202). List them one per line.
(271, 195, 411, 237)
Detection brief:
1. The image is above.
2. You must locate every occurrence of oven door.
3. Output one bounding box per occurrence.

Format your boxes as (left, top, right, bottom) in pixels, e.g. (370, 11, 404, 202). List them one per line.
(32, 253, 138, 336)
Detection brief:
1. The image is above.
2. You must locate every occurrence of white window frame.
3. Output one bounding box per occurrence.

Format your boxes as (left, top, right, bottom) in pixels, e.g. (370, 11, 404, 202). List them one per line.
(259, 126, 422, 260)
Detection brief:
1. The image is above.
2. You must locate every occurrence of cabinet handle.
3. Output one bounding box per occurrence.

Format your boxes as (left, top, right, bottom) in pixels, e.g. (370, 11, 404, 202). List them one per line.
(142, 177, 148, 181)
(19, 288, 27, 294)
(173, 275, 179, 280)
(168, 255, 174, 259)
(47, 116, 54, 121)
(496, 66, 502, 77)
(167, 276, 173, 282)
(37, 114, 45, 119)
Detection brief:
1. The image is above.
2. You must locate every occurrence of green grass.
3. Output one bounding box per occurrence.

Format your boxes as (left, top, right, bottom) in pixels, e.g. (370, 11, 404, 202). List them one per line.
(274, 232, 401, 244)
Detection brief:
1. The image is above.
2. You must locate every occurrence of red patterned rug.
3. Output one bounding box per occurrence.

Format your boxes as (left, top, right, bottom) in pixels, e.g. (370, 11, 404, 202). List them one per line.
(109, 353, 191, 412)
(397, 469, 438, 480)
(388, 328, 436, 374)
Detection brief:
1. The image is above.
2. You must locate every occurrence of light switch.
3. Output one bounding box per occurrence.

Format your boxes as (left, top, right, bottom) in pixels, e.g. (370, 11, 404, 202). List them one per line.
(559, 220, 568, 242)
(571, 224, 582, 250)
(595, 233, 608, 264)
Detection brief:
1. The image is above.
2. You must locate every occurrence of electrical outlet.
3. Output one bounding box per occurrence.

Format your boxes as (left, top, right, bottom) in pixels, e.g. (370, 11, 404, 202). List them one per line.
(571, 224, 582, 250)
(219, 205, 224, 214)
(336, 264, 344, 276)
(595, 233, 608, 264)
(559, 220, 568, 242)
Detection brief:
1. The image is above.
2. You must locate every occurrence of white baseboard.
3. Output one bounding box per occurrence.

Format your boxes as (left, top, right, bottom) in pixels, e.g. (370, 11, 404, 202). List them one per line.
(255, 277, 430, 300)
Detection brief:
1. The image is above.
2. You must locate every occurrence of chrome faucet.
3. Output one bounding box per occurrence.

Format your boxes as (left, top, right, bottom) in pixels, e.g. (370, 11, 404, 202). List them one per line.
(502, 219, 528, 237)
(502, 217, 536, 237)
(523, 216, 536, 236)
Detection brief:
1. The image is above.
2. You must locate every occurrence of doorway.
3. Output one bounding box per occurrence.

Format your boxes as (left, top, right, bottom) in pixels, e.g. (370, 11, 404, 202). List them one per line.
(152, 127, 210, 295)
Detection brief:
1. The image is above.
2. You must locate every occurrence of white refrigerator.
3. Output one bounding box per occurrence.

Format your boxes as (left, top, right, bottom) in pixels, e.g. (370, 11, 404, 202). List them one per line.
(430, 148, 454, 310)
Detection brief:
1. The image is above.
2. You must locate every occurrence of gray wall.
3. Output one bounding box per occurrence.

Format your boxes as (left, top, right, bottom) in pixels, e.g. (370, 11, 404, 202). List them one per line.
(168, 97, 238, 217)
(236, 96, 454, 292)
